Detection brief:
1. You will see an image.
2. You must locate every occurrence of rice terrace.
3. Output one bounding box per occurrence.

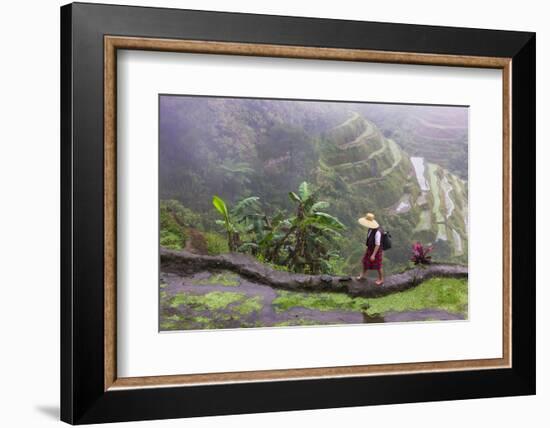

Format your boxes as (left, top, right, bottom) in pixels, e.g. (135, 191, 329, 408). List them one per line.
(159, 96, 469, 331)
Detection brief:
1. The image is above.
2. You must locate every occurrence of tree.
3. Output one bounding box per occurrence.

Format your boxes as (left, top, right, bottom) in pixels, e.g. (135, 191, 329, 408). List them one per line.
(213, 182, 346, 274)
(212, 195, 262, 252)
(268, 181, 346, 273)
(219, 159, 255, 194)
(212, 195, 238, 252)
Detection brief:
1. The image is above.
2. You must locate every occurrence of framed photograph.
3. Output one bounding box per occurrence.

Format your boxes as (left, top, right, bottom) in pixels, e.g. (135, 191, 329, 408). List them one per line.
(61, 2, 535, 424)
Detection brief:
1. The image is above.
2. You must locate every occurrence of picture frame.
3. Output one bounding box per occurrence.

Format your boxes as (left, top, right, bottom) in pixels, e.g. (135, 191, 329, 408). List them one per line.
(60, 2, 535, 424)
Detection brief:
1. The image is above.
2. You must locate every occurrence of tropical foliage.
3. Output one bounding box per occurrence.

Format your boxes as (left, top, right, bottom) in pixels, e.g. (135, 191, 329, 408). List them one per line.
(160, 97, 469, 274)
(211, 182, 345, 274)
(410, 241, 433, 265)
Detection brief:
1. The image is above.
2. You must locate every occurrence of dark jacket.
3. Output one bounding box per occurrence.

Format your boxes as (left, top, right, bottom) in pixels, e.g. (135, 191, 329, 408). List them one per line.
(366, 227, 384, 249)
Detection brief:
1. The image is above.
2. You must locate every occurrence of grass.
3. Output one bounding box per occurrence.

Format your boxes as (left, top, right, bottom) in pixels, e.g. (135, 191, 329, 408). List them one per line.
(233, 296, 263, 315)
(367, 137, 387, 160)
(273, 291, 370, 313)
(273, 277, 468, 317)
(161, 290, 264, 331)
(366, 278, 468, 316)
(169, 291, 244, 311)
(204, 231, 229, 255)
(192, 271, 240, 287)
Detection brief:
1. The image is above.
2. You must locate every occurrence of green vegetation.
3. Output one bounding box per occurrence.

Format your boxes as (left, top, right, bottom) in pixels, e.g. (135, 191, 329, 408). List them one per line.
(212, 195, 239, 251)
(211, 194, 268, 252)
(275, 181, 345, 273)
(160, 201, 187, 250)
(204, 231, 229, 255)
(366, 278, 467, 316)
(169, 291, 245, 311)
(428, 163, 444, 223)
(415, 210, 431, 232)
(273, 290, 369, 313)
(192, 272, 240, 287)
(160, 98, 469, 274)
(160, 290, 264, 330)
(211, 181, 346, 275)
(381, 139, 402, 177)
(160, 275, 467, 330)
(234, 296, 263, 315)
(273, 277, 468, 317)
(160, 199, 208, 250)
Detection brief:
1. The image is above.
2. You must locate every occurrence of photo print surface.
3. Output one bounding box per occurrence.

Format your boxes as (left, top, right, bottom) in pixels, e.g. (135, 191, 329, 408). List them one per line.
(159, 95, 469, 331)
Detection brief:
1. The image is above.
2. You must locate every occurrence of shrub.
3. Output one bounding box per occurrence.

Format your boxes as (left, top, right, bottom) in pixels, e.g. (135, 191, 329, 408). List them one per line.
(255, 254, 290, 272)
(410, 241, 433, 265)
(204, 231, 229, 255)
(159, 199, 202, 250)
(161, 199, 202, 228)
(160, 207, 186, 250)
(160, 229, 183, 250)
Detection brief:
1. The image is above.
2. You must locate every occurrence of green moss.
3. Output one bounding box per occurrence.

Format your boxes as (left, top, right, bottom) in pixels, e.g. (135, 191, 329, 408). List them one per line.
(273, 290, 370, 313)
(162, 290, 264, 330)
(169, 291, 245, 311)
(272, 277, 468, 317)
(366, 277, 468, 316)
(192, 272, 240, 287)
(204, 231, 229, 255)
(160, 322, 176, 330)
(232, 296, 263, 315)
(164, 314, 181, 321)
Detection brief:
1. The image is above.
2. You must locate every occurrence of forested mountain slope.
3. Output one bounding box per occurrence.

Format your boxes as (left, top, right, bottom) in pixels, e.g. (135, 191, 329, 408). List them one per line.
(160, 97, 468, 274)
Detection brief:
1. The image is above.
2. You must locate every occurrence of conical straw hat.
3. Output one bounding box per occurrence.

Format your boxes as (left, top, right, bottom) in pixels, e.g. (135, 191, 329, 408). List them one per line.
(358, 212, 379, 229)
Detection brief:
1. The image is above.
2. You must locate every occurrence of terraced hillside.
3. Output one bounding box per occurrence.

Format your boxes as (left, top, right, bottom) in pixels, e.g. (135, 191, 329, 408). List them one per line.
(358, 104, 468, 179)
(160, 97, 468, 275)
(316, 112, 468, 271)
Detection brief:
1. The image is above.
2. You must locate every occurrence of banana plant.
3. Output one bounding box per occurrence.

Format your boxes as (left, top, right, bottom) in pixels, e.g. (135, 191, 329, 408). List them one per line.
(213, 182, 345, 274)
(212, 195, 239, 252)
(272, 181, 345, 273)
(212, 195, 264, 252)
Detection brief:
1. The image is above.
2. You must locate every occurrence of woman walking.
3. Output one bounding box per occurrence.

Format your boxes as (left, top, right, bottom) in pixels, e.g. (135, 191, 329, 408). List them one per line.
(356, 212, 384, 285)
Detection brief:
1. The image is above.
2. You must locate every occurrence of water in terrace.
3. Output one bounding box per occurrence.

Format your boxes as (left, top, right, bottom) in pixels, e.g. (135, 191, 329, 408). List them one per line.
(441, 176, 455, 219)
(452, 229, 463, 255)
(411, 157, 430, 191)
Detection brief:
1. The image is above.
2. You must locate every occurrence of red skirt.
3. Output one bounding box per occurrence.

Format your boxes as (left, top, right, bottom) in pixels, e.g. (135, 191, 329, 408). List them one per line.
(362, 247, 383, 270)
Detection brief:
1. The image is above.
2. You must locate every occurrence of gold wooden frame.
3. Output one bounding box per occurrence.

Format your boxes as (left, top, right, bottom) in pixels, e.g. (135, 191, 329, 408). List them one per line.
(104, 35, 512, 391)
